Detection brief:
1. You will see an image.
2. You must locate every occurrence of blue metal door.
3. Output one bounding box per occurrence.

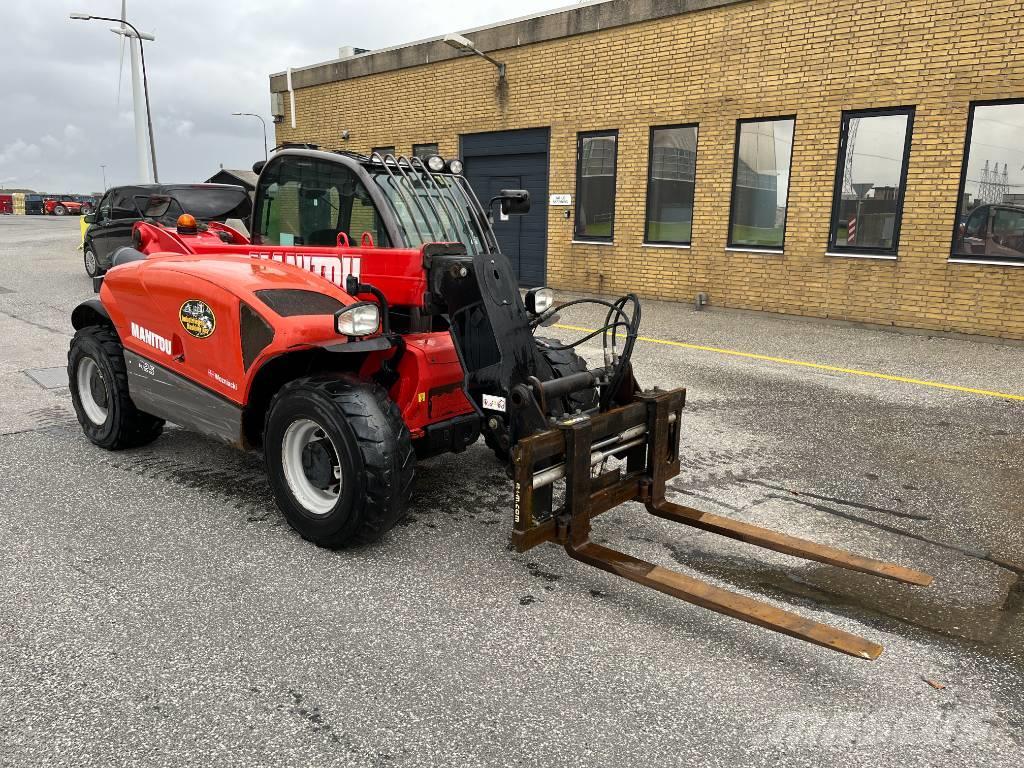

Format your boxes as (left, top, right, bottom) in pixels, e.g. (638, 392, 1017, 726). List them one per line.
(461, 128, 549, 287)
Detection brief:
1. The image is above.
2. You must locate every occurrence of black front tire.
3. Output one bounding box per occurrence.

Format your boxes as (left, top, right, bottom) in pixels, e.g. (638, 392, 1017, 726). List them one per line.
(83, 243, 102, 277)
(68, 326, 165, 449)
(534, 336, 600, 413)
(264, 375, 415, 549)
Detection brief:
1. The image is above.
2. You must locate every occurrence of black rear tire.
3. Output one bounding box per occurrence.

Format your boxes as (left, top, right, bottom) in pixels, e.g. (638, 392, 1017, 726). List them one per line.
(68, 326, 165, 449)
(264, 375, 415, 548)
(484, 336, 598, 462)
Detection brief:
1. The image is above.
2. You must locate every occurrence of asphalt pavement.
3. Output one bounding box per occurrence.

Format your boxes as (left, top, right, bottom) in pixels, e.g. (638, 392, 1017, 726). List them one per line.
(1, 215, 1022, 767)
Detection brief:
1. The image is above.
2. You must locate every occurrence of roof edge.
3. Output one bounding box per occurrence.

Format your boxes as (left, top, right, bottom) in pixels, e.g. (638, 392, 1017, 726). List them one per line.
(269, 0, 750, 93)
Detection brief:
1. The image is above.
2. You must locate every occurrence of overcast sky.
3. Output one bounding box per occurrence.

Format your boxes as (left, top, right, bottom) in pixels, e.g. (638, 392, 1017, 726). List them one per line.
(0, 0, 574, 194)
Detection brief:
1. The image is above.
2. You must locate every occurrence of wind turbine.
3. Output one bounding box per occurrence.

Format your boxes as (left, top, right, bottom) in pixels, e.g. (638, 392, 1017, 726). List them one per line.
(116, 1, 155, 183)
(80, 1, 156, 183)
(73, 2, 158, 182)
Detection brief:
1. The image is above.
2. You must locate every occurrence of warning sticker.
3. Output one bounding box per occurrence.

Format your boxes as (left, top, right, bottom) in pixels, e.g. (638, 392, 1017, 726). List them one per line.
(482, 394, 506, 412)
(179, 300, 216, 339)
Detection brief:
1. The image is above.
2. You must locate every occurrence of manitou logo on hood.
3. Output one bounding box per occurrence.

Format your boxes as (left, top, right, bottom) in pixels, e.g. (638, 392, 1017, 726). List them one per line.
(249, 252, 360, 288)
(130, 322, 172, 355)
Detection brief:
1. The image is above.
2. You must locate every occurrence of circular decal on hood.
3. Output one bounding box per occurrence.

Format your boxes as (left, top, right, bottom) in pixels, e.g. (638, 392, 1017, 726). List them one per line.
(179, 299, 216, 339)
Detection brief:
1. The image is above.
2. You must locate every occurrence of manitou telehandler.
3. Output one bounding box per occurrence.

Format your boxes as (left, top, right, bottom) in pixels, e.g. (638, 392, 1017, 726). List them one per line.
(68, 147, 931, 659)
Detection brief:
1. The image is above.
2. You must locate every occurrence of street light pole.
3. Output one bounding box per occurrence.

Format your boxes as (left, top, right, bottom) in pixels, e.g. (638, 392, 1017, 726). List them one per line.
(70, 12, 159, 183)
(232, 113, 269, 162)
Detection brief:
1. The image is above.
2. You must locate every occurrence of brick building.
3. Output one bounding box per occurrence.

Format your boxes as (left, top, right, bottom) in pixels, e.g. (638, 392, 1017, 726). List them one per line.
(269, 0, 1024, 340)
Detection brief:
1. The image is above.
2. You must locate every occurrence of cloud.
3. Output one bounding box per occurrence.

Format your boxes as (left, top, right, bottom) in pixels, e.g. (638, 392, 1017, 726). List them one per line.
(0, 140, 42, 166)
(0, 0, 571, 192)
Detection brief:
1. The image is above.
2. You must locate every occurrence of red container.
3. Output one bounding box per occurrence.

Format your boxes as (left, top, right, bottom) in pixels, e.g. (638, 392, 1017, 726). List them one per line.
(0, 195, 13, 214)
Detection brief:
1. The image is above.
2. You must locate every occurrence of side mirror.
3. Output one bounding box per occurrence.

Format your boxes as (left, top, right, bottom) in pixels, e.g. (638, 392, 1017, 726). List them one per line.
(252, 160, 266, 175)
(83, 213, 97, 224)
(497, 189, 530, 216)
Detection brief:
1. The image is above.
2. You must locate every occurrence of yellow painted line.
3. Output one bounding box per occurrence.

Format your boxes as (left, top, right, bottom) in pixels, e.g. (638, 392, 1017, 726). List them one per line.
(554, 323, 1024, 402)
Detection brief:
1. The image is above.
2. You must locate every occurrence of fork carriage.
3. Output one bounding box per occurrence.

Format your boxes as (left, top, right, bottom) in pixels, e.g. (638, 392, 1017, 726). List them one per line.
(513, 385, 932, 660)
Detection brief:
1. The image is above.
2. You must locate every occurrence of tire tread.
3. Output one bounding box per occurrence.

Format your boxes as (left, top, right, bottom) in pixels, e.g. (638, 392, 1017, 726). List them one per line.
(266, 376, 415, 548)
(68, 326, 164, 449)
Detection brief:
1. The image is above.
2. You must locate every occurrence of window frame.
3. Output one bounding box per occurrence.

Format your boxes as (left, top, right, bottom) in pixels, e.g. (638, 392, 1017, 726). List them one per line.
(573, 129, 619, 243)
(96, 190, 113, 221)
(643, 122, 700, 247)
(371, 146, 396, 157)
(949, 98, 1024, 266)
(726, 115, 797, 252)
(826, 106, 915, 258)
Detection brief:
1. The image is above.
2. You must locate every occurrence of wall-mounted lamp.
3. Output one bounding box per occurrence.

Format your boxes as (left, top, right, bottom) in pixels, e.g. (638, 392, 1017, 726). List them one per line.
(443, 33, 506, 81)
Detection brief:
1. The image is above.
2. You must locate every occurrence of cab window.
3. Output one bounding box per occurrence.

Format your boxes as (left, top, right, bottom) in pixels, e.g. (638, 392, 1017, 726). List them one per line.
(993, 207, 1024, 236)
(111, 188, 142, 220)
(964, 207, 988, 237)
(255, 158, 389, 247)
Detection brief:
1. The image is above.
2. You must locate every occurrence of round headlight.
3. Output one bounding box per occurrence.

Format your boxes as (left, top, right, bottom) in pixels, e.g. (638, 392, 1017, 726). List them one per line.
(426, 155, 446, 173)
(525, 287, 554, 315)
(335, 302, 380, 337)
(447, 158, 464, 175)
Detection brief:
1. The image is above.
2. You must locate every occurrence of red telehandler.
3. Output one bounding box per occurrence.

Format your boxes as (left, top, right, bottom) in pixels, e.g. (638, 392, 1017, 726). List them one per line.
(68, 147, 931, 659)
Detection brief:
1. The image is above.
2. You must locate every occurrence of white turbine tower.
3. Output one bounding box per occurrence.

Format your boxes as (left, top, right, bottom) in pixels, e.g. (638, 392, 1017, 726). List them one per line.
(112, 0, 155, 183)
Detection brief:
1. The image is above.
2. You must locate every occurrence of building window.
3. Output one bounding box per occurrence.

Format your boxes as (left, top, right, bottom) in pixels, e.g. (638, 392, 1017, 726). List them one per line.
(413, 143, 438, 160)
(828, 108, 914, 256)
(728, 117, 795, 250)
(372, 146, 395, 157)
(574, 130, 618, 241)
(645, 124, 698, 245)
(952, 100, 1024, 265)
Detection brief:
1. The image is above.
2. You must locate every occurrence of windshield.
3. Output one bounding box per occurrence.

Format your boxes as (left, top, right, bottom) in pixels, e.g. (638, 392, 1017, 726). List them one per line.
(368, 170, 494, 256)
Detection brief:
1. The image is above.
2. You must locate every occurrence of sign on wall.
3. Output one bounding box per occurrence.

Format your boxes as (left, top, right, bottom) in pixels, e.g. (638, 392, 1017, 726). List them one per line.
(549, 194, 572, 206)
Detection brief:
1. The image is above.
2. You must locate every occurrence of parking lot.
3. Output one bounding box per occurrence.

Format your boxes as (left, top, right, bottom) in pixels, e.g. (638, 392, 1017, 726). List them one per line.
(1, 215, 1022, 766)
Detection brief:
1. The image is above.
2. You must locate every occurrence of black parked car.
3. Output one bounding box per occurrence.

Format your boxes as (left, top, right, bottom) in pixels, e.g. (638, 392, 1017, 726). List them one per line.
(954, 203, 1024, 262)
(82, 183, 251, 277)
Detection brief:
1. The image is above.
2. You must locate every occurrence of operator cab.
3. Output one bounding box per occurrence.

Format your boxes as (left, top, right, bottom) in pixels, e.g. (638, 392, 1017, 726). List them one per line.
(253, 154, 393, 248)
(250, 148, 525, 256)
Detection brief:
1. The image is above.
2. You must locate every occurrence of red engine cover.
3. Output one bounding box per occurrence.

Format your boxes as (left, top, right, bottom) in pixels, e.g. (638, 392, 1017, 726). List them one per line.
(118, 220, 474, 435)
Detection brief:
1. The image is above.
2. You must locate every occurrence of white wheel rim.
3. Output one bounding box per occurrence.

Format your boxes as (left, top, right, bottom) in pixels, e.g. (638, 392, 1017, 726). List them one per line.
(76, 356, 108, 425)
(85, 249, 97, 274)
(281, 418, 343, 515)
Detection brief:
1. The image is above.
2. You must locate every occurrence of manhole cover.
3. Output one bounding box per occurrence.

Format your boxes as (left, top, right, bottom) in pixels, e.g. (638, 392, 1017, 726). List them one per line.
(24, 367, 69, 389)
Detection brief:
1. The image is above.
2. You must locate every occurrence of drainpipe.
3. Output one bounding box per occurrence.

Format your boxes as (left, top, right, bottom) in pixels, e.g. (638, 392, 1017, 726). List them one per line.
(286, 67, 296, 129)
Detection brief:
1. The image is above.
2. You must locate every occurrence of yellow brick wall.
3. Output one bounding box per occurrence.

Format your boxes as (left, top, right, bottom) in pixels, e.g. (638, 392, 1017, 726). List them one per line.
(275, 0, 1024, 340)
